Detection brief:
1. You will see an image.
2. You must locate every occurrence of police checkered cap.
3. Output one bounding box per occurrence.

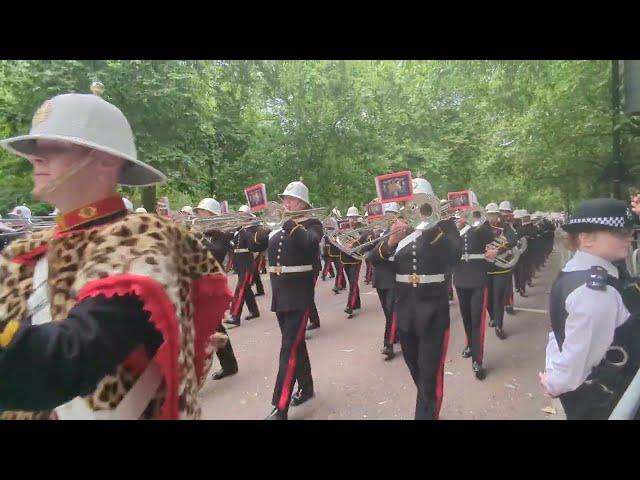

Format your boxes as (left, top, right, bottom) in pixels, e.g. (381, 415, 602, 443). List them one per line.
(563, 198, 636, 232)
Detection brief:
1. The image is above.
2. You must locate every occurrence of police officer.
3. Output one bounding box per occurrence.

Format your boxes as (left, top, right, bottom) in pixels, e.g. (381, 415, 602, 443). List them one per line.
(540, 198, 639, 419)
(370, 178, 463, 420)
(253, 181, 322, 420)
(366, 202, 401, 361)
(452, 197, 499, 380)
(485, 203, 519, 340)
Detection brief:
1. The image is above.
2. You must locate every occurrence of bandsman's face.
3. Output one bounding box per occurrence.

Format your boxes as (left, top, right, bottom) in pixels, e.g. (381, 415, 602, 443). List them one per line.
(27, 139, 92, 200)
(487, 213, 500, 226)
(282, 196, 307, 212)
(195, 208, 215, 218)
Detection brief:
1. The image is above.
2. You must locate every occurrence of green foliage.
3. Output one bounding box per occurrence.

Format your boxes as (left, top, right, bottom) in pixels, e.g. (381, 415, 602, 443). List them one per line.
(1, 60, 635, 215)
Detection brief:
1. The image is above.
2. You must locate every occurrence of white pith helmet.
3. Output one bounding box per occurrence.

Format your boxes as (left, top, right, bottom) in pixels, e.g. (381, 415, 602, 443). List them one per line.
(384, 202, 400, 214)
(279, 181, 311, 208)
(0, 92, 166, 186)
(196, 198, 221, 216)
(412, 178, 435, 196)
(485, 202, 500, 214)
(499, 200, 513, 212)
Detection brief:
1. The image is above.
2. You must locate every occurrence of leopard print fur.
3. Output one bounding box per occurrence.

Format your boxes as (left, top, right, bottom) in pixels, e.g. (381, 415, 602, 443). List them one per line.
(0, 214, 227, 420)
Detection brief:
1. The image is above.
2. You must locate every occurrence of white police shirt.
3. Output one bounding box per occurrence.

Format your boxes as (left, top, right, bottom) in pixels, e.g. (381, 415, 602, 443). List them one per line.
(544, 250, 630, 397)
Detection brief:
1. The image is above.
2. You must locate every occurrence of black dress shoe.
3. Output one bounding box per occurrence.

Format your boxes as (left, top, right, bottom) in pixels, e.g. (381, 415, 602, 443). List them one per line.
(224, 316, 241, 326)
(212, 367, 238, 380)
(495, 327, 507, 340)
(306, 323, 320, 331)
(332, 288, 340, 294)
(244, 313, 260, 321)
(329, 274, 335, 279)
(461, 346, 471, 358)
(265, 408, 288, 420)
(344, 307, 353, 318)
(473, 361, 486, 380)
(506, 306, 515, 315)
(488, 319, 496, 328)
(321, 276, 326, 281)
(290, 389, 314, 407)
(381, 345, 395, 361)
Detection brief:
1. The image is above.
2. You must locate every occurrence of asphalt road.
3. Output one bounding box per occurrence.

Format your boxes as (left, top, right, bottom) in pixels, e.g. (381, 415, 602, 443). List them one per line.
(200, 241, 566, 420)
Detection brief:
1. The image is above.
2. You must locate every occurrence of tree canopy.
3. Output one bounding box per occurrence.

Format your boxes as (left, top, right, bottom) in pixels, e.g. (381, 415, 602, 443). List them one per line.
(1, 60, 637, 215)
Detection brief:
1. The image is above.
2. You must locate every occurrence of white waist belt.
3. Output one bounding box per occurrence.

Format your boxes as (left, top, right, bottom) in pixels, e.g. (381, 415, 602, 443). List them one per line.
(234, 248, 250, 253)
(396, 273, 445, 285)
(268, 265, 313, 274)
(461, 253, 486, 261)
(54, 362, 163, 420)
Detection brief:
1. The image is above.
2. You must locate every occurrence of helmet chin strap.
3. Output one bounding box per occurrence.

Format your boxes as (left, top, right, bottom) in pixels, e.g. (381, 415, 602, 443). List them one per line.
(37, 155, 95, 198)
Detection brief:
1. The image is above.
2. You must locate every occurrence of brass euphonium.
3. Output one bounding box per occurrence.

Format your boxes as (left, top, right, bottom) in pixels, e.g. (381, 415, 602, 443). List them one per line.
(328, 194, 454, 261)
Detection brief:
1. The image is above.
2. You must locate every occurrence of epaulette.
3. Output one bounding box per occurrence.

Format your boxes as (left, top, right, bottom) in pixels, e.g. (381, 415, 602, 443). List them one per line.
(586, 266, 608, 291)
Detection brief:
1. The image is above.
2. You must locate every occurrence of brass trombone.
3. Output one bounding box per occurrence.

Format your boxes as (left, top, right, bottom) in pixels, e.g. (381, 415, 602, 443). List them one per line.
(187, 212, 259, 233)
(261, 201, 327, 229)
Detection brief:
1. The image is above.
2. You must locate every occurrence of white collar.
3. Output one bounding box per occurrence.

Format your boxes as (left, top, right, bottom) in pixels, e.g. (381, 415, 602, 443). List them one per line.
(563, 250, 619, 278)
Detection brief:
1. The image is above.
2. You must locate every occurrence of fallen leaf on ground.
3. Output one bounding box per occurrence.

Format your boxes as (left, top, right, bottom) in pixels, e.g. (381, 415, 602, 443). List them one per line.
(541, 406, 557, 415)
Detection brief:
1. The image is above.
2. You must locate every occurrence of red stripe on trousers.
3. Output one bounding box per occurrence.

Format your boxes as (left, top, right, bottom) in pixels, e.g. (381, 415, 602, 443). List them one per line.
(479, 287, 488, 363)
(277, 309, 310, 411)
(232, 272, 252, 316)
(349, 264, 361, 308)
(434, 328, 451, 420)
(322, 260, 331, 277)
(336, 264, 343, 288)
(389, 312, 397, 345)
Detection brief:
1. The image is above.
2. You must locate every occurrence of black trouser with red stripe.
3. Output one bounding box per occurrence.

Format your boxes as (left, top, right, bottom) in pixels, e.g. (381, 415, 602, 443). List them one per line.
(321, 257, 335, 278)
(456, 286, 488, 364)
(344, 262, 362, 310)
(333, 259, 346, 290)
(308, 274, 321, 328)
(231, 270, 259, 319)
(398, 297, 450, 420)
(365, 260, 373, 283)
(377, 288, 397, 347)
(215, 323, 238, 372)
(487, 272, 511, 330)
(505, 274, 515, 307)
(253, 261, 265, 296)
(272, 309, 313, 412)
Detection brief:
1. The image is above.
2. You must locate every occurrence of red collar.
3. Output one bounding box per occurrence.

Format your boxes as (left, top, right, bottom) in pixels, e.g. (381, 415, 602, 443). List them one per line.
(57, 195, 126, 232)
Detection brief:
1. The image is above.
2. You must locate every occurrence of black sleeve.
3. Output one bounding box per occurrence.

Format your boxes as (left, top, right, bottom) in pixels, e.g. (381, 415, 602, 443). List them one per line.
(284, 219, 322, 254)
(370, 235, 396, 265)
(248, 226, 270, 252)
(203, 230, 234, 264)
(0, 294, 161, 412)
(504, 224, 519, 248)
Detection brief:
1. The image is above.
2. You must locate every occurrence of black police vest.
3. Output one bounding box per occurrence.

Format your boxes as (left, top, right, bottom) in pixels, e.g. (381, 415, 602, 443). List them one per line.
(550, 266, 640, 414)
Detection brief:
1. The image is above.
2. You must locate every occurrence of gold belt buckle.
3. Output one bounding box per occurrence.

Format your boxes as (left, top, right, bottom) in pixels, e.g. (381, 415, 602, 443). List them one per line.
(275, 265, 283, 275)
(409, 273, 420, 288)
